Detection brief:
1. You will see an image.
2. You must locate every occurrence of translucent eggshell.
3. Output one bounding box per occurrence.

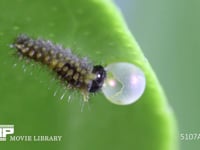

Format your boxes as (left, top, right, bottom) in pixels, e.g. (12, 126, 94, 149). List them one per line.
(102, 62, 146, 105)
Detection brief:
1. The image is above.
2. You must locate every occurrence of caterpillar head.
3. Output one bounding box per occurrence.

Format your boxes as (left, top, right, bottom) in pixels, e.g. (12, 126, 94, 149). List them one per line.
(89, 65, 106, 93)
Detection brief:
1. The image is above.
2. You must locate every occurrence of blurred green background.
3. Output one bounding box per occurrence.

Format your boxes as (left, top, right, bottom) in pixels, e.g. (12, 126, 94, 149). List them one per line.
(0, 0, 179, 150)
(115, 0, 200, 149)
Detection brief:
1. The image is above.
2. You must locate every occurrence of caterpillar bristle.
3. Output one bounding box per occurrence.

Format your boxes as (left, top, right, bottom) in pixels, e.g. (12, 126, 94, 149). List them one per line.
(12, 34, 106, 101)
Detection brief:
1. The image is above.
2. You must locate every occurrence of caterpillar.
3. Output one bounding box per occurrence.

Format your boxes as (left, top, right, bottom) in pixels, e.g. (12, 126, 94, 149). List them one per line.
(12, 34, 106, 101)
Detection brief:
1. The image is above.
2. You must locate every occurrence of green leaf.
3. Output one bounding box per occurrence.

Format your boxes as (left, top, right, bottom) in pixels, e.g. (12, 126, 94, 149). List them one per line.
(0, 0, 178, 150)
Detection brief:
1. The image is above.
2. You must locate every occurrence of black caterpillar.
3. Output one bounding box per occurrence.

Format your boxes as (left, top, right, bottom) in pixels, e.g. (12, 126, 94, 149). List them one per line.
(13, 34, 106, 101)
